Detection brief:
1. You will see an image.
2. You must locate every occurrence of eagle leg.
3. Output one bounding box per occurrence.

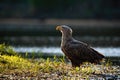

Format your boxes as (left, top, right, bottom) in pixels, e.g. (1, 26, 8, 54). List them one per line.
(71, 60, 82, 67)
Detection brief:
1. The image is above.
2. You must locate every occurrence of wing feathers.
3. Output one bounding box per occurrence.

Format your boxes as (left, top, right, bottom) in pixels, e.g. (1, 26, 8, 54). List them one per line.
(62, 40, 104, 66)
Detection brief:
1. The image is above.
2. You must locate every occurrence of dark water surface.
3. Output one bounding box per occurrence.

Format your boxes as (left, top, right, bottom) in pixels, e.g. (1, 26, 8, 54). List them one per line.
(1, 36, 120, 47)
(0, 24, 120, 57)
(1, 36, 119, 57)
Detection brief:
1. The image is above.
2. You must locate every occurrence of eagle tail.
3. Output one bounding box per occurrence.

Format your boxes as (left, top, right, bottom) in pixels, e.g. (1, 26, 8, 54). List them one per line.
(90, 48, 105, 64)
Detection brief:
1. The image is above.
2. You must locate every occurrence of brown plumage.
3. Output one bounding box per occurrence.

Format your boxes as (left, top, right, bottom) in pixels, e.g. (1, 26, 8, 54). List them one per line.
(56, 25, 105, 67)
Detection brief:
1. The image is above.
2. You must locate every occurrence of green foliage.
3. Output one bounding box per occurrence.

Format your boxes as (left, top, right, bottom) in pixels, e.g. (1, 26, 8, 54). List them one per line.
(0, 44, 17, 56)
(0, 0, 119, 19)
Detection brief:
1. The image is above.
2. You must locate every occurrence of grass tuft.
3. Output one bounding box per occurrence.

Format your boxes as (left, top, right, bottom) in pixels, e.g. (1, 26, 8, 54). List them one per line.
(0, 43, 17, 56)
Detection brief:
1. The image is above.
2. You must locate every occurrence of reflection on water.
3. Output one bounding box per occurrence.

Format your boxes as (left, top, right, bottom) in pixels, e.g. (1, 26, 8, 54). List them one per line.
(13, 46, 120, 57)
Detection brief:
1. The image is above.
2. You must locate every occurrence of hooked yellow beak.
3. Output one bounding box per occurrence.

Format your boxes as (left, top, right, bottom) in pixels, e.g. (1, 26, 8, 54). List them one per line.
(56, 26, 62, 31)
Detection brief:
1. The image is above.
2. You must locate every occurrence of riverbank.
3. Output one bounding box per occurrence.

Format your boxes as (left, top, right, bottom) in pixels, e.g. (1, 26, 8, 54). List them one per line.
(0, 55, 120, 80)
(0, 44, 120, 80)
(1, 55, 120, 80)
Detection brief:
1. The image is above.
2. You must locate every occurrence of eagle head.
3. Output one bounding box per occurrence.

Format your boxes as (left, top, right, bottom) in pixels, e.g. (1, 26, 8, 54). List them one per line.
(56, 25, 72, 34)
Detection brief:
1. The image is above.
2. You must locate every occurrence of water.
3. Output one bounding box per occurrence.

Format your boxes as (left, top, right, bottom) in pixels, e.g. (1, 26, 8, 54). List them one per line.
(13, 46, 120, 57)
(0, 25, 120, 57)
(1, 36, 120, 47)
(1, 36, 120, 57)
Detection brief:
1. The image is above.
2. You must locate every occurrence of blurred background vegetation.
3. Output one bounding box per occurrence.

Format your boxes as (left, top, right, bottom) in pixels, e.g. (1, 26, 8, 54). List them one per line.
(0, 0, 120, 46)
(0, 0, 120, 19)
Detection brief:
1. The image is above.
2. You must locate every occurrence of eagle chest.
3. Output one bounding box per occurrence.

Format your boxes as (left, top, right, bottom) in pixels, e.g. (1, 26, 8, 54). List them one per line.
(61, 44, 73, 59)
(61, 46, 67, 55)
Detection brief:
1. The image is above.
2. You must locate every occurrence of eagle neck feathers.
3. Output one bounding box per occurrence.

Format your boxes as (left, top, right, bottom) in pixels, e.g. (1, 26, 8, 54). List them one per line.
(61, 32, 73, 47)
